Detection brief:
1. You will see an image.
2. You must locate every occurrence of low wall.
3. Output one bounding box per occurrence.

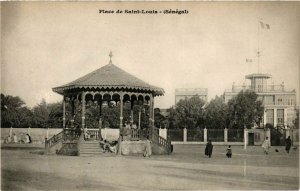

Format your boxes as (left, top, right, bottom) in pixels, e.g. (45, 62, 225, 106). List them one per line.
(100, 128, 119, 141)
(121, 140, 145, 155)
(120, 140, 168, 155)
(1, 128, 62, 144)
(172, 141, 244, 146)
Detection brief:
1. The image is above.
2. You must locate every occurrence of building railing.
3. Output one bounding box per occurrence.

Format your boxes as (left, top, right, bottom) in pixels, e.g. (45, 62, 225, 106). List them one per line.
(225, 85, 294, 93)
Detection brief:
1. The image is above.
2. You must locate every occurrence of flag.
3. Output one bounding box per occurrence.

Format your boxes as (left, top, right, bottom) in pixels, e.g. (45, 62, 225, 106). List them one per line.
(246, 58, 253, 63)
(260, 21, 270, 29)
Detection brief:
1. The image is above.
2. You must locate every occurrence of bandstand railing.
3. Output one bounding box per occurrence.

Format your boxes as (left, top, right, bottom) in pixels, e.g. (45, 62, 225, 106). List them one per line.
(45, 130, 64, 153)
(63, 128, 81, 142)
(87, 128, 101, 140)
(129, 129, 149, 140)
(150, 126, 172, 154)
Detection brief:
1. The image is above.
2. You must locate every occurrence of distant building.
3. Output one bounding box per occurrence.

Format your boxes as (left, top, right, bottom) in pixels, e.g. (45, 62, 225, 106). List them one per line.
(175, 88, 208, 104)
(224, 73, 297, 128)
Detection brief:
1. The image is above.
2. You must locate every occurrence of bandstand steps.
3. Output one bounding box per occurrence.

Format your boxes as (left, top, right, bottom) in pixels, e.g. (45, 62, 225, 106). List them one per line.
(79, 141, 103, 157)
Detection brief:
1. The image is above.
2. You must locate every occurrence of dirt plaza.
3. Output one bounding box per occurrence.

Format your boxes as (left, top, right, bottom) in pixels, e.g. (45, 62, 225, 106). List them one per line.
(1, 144, 299, 191)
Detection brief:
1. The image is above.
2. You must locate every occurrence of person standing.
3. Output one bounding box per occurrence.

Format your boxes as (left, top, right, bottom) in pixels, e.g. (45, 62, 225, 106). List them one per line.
(13, 133, 18, 143)
(25, 133, 32, 143)
(285, 136, 292, 154)
(205, 140, 213, 158)
(144, 136, 152, 158)
(262, 136, 270, 155)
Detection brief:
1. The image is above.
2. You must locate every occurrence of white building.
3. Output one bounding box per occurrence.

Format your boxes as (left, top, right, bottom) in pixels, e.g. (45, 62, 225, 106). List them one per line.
(224, 73, 297, 128)
(175, 88, 208, 104)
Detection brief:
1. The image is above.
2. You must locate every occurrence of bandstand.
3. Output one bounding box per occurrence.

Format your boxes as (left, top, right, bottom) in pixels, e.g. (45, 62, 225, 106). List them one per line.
(45, 52, 172, 156)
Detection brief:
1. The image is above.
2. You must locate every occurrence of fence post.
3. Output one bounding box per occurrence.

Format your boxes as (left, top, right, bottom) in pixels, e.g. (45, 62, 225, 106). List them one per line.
(204, 128, 207, 143)
(183, 128, 187, 143)
(224, 128, 228, 144)
(266, 128, 271, 146)
(159, 128, 167, 140)
(244, 128, 248, 150)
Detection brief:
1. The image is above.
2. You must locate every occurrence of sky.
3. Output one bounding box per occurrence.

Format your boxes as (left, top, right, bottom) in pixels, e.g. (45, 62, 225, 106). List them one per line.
(1, 2, 300, 109)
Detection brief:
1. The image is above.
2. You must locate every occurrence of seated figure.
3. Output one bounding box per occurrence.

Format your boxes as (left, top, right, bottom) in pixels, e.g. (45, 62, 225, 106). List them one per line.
(100, 140, 117, 153)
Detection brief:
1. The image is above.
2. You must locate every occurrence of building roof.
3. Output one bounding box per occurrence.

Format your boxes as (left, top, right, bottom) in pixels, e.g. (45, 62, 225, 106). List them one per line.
(245, 73, 272, 79)
(53, 63, 164, 96)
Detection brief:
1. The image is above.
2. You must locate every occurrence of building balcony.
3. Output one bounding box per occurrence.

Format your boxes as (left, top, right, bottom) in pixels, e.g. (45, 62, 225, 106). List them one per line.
(225, 85, 295, 94)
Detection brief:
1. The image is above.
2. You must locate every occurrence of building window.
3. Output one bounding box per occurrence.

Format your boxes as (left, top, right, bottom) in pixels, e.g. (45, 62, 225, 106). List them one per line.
(277, 98, 283, 105)
(277, 109, 284, 126)
(266, 109, 274, 126)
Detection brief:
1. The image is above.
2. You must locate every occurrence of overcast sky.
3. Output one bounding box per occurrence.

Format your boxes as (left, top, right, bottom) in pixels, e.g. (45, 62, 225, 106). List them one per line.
(1, 2, 299, 109)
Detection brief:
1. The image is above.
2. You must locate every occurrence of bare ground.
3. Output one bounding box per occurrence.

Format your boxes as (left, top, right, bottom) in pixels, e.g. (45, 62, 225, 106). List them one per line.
(1, 144, 299, 191)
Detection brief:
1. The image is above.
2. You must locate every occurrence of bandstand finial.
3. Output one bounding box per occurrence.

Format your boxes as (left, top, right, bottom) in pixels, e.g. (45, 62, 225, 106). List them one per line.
(109, 51, 113, 64)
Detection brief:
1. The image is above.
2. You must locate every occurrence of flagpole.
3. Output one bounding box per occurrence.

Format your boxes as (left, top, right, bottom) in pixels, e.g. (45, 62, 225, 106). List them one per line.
(257, 18, 261, 74)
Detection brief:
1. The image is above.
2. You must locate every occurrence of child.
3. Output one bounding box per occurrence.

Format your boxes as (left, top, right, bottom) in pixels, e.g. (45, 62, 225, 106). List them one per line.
(226, 145, 232, 158)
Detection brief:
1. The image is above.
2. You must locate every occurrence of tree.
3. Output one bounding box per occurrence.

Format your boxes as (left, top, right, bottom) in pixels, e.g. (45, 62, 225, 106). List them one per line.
(47, 102, 63, 128)
(1, 94, 33, 127)
(154, 108, 168, 128)
(32, 99, 49, 128)
(227, 90, 264, 129)
(204, 95, 229, 129)
(168, 96, 205, 129)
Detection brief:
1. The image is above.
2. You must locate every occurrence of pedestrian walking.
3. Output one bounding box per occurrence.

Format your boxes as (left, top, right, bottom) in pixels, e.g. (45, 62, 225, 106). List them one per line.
(285, 136, 292, 154)
(226, 145, 232, 158)
(205, 140, 213, 158)
(262, 137, 270, 155)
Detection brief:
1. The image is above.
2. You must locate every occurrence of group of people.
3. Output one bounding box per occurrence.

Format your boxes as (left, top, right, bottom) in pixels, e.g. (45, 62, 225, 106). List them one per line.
(262, 136, 293, 155)
(121, 121, 138, 141)
(5, 133, 32, 144)
(100, 140, 117, 153)
(204, 140, 232, 158)
(205, 135, 294, 158)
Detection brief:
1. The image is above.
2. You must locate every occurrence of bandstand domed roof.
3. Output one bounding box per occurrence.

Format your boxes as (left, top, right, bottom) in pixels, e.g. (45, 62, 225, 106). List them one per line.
(53, 62, 164, 96)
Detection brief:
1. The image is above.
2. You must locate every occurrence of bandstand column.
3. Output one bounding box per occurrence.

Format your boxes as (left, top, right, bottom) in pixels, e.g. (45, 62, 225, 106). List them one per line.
(118, 94, 124, 155)
(62, 97, 66, 129)
(138, 107, 141, 129)
(98, 100, 102, 140)
(81, 92, 86, 129)
(130, 100, 134, 125)
(98, 100, 102, 129)
(120, 95, 124, 129)
(149, 95, 155, 127)
(151, 96, 155, 127)
(70, 99, 75, 128)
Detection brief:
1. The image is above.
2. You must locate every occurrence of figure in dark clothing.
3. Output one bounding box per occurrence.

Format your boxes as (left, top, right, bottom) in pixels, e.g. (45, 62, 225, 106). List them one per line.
(205, 140, 213, 158)
(285, 136, 292, 154)
(226, 145, 232, 158)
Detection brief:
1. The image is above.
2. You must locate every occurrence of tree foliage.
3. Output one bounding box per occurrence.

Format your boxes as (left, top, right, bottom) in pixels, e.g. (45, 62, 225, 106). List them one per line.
(168, 96, 205, 129)
(0, 90, 266, 130)
(1, 94, 33, 127)
(204, 95, 228, 129)
(227, 90, 264, 129)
